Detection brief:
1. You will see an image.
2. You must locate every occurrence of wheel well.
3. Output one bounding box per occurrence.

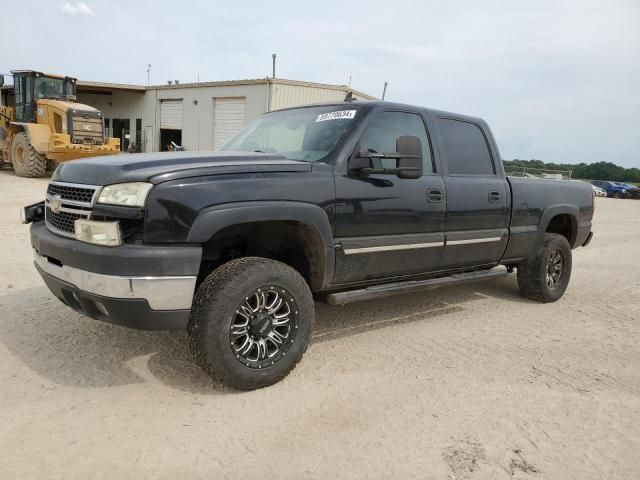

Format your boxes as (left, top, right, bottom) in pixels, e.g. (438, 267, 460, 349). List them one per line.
(198, 221, 326, 292)
(546, 213, 576, 246)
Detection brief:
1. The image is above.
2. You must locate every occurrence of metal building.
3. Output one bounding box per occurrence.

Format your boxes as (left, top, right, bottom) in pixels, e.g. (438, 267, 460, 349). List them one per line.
(73, 78, 374, 153)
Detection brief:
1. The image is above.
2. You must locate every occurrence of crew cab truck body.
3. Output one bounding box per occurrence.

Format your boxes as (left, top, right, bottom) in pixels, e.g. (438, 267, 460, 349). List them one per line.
(25, 101, 594, 389)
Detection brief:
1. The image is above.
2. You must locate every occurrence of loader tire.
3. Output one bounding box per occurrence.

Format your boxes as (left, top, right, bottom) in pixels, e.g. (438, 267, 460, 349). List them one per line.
(11, 133, 47, 178)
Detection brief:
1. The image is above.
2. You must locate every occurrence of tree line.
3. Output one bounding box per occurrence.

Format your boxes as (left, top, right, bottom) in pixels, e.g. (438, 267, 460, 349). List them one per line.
(503, 159, 640, 183)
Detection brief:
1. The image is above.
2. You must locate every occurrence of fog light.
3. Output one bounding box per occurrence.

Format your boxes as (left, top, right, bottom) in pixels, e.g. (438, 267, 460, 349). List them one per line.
(74, 219, 122, 246)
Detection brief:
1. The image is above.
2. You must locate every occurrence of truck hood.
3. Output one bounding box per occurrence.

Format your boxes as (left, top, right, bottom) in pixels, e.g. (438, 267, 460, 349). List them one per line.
(52, 151, 313, 185)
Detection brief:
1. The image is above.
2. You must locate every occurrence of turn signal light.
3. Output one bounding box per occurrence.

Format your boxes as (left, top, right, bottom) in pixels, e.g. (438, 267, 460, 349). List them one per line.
(74, 220, 122, 246)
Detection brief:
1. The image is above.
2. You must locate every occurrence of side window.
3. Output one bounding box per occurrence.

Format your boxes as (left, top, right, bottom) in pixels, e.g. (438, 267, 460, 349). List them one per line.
(359, 111, 434, 174)
(438, 118, 495, 175)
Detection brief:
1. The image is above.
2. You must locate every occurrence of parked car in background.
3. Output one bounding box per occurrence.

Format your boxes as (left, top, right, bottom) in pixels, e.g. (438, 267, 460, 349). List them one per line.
(614, 183, 640, 199)
(591, 180, 631, 199)
(592, 185, 607, 197)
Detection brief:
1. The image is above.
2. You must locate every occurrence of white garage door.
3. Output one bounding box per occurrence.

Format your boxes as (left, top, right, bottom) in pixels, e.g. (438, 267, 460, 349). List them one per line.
(213, 97, 246, 150)
(160, 99, 183, 129)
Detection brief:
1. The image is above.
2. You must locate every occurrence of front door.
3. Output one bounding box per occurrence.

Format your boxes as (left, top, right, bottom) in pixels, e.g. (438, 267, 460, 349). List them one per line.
(333, 110, 446, 284)
(435, 117, 510, 267)
(13, 74, 35, 123)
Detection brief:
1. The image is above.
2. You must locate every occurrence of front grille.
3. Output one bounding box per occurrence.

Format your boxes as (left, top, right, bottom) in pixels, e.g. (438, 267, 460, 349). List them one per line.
(46, 207, 85, 234)
(45, 181, 98, 238)
(70, 112, 104, 145)
(47, 183, 96, 203)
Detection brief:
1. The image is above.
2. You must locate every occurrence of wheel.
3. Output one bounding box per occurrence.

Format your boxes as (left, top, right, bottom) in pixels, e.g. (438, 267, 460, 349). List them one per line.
(517, 233, 572, 303)
(188, 257, 314, 390)
(613, 192, 623, 199)
(11, 132, 46, 177)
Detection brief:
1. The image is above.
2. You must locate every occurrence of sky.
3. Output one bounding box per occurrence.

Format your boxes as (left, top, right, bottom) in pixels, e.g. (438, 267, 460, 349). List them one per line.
(1, 0, 639, 167)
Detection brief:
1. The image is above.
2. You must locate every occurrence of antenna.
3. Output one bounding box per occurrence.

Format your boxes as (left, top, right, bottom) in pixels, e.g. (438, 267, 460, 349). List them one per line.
(348, 72, 352, 88)
(381, 81, 388, 100)
(146, 64, 151, 86)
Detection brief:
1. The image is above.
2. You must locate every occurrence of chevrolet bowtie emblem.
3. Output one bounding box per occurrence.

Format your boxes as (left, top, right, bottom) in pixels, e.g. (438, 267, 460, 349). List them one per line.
(49, 195, 62, 214)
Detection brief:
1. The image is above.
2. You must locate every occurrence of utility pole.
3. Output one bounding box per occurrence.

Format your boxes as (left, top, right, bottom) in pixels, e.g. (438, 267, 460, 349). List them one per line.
(272, 54, 277, 79)
(381, 81, 388, 101)
(146, 64, 151, 86)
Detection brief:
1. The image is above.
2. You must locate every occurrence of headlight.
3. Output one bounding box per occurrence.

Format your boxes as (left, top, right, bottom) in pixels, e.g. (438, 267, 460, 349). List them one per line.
(97, 182, 153, 207)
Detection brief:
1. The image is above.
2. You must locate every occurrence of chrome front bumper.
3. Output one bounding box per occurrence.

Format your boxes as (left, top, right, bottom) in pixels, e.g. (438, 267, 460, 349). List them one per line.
(33, 250, 196, 311)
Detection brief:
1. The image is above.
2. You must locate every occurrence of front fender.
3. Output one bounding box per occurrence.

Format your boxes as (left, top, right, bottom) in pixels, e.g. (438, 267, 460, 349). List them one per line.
(187, 201, 335, 288)
(12, 122, 52, 154)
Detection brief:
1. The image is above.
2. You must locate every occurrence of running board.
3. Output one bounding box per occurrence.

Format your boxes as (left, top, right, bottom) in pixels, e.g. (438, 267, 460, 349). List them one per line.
(325, 268, 510, 306)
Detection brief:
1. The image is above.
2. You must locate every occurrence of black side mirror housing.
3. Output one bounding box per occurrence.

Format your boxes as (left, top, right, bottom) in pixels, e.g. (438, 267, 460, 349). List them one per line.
(396, 135, 423, 179)
(349, 135, 423, 179)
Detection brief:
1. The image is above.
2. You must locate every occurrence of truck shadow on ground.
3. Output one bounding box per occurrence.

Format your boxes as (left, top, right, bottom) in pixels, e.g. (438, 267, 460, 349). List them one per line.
(0, 275, 523, 394)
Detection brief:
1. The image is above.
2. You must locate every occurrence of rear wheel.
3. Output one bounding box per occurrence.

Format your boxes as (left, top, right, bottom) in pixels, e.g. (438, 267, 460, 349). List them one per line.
(11, 132, 46, 177)
(188, 257, 314, 390)
(517, 233, 572, 303)
(612, 191, 625, 199)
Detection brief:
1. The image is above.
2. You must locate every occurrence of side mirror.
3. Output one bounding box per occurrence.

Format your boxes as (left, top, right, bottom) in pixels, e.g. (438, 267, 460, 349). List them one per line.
(349, 135, 423, 179)
(396, 135, 423, 179)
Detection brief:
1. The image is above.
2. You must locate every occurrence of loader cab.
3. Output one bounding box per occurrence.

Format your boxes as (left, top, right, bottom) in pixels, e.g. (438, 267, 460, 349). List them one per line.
(11, 70, 77, 122)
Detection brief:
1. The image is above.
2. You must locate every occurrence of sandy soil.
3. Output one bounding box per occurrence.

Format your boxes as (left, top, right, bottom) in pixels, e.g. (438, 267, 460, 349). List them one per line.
(0, 169, 638, 479)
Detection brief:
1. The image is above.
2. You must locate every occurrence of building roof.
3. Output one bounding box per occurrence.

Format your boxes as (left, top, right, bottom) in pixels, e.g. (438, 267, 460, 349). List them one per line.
(3, 76, 375, 99)
(77, 80, 146, 93)
(145, 77, 374, 99)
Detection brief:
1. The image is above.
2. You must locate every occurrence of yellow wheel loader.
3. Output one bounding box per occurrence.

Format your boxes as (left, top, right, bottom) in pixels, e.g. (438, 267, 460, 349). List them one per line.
(0, 70, 120, 177)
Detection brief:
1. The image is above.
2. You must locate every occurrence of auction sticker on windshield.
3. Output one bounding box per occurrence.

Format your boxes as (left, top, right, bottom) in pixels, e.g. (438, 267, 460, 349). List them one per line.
(315, 110, 357, 122)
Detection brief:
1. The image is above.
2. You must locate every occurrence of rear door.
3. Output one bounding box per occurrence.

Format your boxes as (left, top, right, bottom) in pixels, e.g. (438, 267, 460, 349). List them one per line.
(435, 117, 510, 268)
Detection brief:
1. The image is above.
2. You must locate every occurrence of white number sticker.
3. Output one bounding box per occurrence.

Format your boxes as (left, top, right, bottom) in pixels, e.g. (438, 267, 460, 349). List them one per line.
(315, 110, 357, 122)
(37, 107, 45, 117)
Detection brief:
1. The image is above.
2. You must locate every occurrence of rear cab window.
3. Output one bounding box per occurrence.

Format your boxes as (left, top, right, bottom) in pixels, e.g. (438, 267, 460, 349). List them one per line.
(437, 118, 495, 175)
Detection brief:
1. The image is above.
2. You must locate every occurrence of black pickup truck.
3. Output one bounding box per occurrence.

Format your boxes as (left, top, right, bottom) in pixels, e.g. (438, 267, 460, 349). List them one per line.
(24, 100, 594, 389)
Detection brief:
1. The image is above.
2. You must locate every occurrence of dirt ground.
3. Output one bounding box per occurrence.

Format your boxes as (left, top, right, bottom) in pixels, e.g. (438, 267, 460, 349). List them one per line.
(0, 170, 638, 480)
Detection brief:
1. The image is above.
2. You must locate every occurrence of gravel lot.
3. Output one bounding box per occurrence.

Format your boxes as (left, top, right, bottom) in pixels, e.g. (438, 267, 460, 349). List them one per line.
(0, 170, 638, 479)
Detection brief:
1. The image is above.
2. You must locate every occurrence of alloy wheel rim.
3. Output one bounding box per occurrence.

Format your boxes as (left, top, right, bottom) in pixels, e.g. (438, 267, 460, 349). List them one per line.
(230, 286, 298, 369)
(545, 249, 564, 288)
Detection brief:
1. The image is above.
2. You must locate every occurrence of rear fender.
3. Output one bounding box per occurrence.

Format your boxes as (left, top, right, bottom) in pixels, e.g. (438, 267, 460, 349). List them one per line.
(538, 204, 579, 247)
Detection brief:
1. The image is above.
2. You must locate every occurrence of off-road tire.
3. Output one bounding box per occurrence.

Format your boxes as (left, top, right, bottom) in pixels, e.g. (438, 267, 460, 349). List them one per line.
(188, 257, 314, 390)
(11, 132, 46, 177)
(517, 233, 572, 303)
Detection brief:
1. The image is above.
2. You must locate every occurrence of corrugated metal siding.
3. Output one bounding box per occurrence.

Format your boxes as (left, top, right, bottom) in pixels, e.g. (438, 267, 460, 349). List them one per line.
(142, 83, 269, 152)
(270, 84, 350, 111)
(213, 97, 246, 150)
(160, 99, 183, 129)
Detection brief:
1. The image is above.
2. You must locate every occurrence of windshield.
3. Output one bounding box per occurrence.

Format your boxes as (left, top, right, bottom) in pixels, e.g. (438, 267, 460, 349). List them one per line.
(34, 76, 75, 100)
(221, 105, 360, 162)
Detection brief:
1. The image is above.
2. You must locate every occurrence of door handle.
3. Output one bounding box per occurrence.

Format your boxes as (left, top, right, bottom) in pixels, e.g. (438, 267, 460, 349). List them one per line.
(427, 189, 444, 203)
(488, 191, 501, 203)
